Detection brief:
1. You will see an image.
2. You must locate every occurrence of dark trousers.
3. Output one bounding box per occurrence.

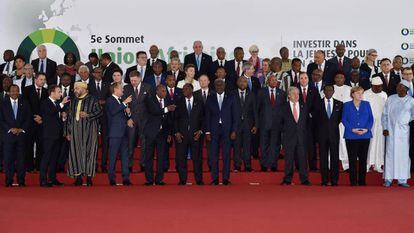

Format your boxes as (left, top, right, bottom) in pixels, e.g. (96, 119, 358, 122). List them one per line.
(25, 126, 42, 171)
(306, 122, 318, 170)
(57, 137, 69, 171)
(127, 124, 146, 169)
(283, 141, 308, 183)
(144, 133, 167, 183)
(200, 135, 211, 169)
(234, 126, 252, 169)
(100, 119, 109, 169)
(108, 136, 130, 181)
(345, 139, 370, 185)
(319, 138, 340, 184)
(210, 125, 231, 181)
(251, 129, 260, 158)
(260, 129, 281, 169)
(0, 138, 3, 171)
(4, 134, 26, 184)
(175, 132, 202, 183)
(40, 137, 60, 183)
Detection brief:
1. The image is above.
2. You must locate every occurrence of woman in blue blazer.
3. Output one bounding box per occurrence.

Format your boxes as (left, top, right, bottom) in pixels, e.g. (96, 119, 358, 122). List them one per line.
(342, 86, 374, 186)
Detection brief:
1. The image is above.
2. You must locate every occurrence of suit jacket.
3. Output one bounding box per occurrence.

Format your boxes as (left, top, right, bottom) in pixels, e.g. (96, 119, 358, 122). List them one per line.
(31, 58, 57, 85)
(166, 70, 185, 84)
(0, 98, 32, 140)
(210, 60, 230, 81)
(146, 58, 168, 73)
(88, 79, 110, 101)
(281, 102, 309, 147)
(184, 52, 213, 79)
(225, 59, 247, 85)
(174, 96, 204, 135)
(194, 88, 215, 104)
(106, 96, 128, 138)
(144, 95, 173, 140)
(245, 76, 261, 95)
(360, 62, 379, 79)
(232, 89, 258, 131)
(124, 65, 152, 84)
(328, 56, 352, 82)
(210, 77, 237, 93)
(315, 98, 343, 143)
(123, 83, 152, 127)
(23, 85, 48, 116)
(102, 62, 121, 83)
(0, 62, 16, 75)
(40, 98, 64, 139)
(298, 83, 321, 115)
(257, 87, 287, 131)
(143, 73, 167, 91)
(165, 87, 183, 105)
(85, 61, 100, 74)
(205, 92, 239, 136)
(372, 72, 401, 96)
(307, 60, 337, 85)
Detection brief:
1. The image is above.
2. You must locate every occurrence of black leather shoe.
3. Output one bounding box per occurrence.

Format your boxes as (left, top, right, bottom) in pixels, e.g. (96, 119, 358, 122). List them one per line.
(144, 182, 154, 186)
(301, 180, 312, 186)
(74, 176, 83, 186)
(211, 180, 219, 185)
(86, 177, 93, 186)
(234, 167, 241, 172)
(40, 182, 52, 188)
(261, 166, 268, 172)
(18, 183, 26, 187)
(50, 180, 64, 186)
(270, 167, 277, 172)
(155, 181, 166, 186)
(178, 181, 186, 185)
(222, 180, 231, 185)
(245, 167, 253, 172)
(281, 181, 292, 185)
(196, 181, 204, 186)
(109, 180, 116, 186)
(331, 183, 338, 186)
(321, 182, 328, 186)
(123, 180, 132, 186)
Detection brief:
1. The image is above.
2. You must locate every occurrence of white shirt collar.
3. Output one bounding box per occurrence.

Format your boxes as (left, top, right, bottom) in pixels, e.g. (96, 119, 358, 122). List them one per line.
(9, 97, 18, 103)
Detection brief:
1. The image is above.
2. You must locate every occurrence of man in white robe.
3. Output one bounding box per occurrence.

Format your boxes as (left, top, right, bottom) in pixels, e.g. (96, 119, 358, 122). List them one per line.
(332, 74, 352, 170)
(364, 77, 387, 172)
(382, 80, 414, 187)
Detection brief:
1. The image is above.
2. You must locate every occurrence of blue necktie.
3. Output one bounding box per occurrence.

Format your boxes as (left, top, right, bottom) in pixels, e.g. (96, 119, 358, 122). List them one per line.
(315, 82, 319, 92)
(40, 60, 44, 73)
(12, 100, 17, 119)
(327, 99, 332, 118)
(248, 78, 252, 91)
(218, 95, 222, 110)
(140, 66, 144, 77)
(187, 99, 192, 116)
(196, 55, 201, 71)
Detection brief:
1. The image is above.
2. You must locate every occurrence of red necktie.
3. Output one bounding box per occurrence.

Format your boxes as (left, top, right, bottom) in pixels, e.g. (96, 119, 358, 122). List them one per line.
(302, 87, 307, 103)
(170, 88, 174, 99)
(293, 102, 299, 123)
(338, 58, 343, 71)
(270, 89, 275, 107)
(236, 62, 240, 76)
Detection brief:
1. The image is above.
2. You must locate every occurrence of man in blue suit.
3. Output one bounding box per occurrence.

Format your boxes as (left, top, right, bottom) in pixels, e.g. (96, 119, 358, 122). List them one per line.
(106, 82, 133, 186)
(143, 61, 166, 91)
(0, 85, 32, 187)
(205, 79, 240, 185)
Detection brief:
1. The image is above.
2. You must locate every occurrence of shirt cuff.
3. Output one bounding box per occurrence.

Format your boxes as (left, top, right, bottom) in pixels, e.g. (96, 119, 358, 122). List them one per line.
(163, 107, 168, 113)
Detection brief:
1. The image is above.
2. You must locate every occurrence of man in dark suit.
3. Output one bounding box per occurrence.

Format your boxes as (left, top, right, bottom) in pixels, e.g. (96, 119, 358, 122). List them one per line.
(307, 50, 337, 85)
(281, 84, 311, 186)
(101, 53, 121, 83)
(88, 67, 111, 172)
(184, 41, 212, 79)
(143, 84, 176, 185)
(210, 47, 229, 82)
(205, 79, 239, 185)
(225, 47, 247, 86)
(328, 44, 352, 82)
(85, 52, 100, 75)
(39, 85, 69, 187)
(349, 70, 370, 90)
(298, 72, 320, 171)
(315, 85, 343, 186)
(30, 45, 57, 85)
(257, 75, 286, 171)
(23, 72, 48, 172)
(123, 71, 152, 172)
(213, 66, 236, 92)
(0, 85, 32, 187)
(241, 62, 261, 95)
(310, 68, 327, 94)
(147, 45, 167, 72)
(0, 76, 12, 172)
(143, 61, 167, 91)
(174, 83, 204, 185)
(166, 57, 185, 84)
(232, 76, 258, 172)
(125, 51, 152, 83)
(284, 58, 302, 91)
(0, 50, 16, 77)
(106, 83, 133, 186)
(372, 58, 400, 96)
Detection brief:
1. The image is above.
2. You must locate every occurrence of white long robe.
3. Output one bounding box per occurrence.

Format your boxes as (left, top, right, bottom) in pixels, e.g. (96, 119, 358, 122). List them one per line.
(381, 94, 414, 180)
(333, 85, 352, 170)
(364, 90, 387, 172)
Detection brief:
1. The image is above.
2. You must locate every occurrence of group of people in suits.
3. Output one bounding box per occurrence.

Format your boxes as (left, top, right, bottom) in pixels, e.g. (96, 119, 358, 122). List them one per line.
(1, 40, 414, 188)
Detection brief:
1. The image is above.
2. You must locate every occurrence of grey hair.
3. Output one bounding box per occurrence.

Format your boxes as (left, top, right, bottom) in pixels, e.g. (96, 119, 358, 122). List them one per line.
(78, 65, 90, 73)
(242, 62, 254, 72)
(287, 86, 299, 95)
(170, 57, 181, 63)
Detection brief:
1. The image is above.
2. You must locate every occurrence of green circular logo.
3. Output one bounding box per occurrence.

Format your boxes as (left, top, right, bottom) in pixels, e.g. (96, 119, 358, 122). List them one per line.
(17, 29, 80, 63)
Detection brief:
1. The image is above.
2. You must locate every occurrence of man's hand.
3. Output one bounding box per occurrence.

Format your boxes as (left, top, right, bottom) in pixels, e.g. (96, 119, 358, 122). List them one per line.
(62, 96, 70, 105)
(206, 134, 212, 141)
(125, 107, 131, 115)
(251, 127, 257, 134)
(66, 135, 71, 141)
(10, 128, 19, 135)
(175, 132, 183, 143)
(167, 135, 172, 144)
(230, 132, 237, 140)
(167, 105, 176, 112)
(383, 130, 389, 136)
(193, 130, 202, 141)
(34, 115, 42, 124)
(123, 95, 132, 105)
(79, 111, 88, 118)
(127, 119, 134, 128)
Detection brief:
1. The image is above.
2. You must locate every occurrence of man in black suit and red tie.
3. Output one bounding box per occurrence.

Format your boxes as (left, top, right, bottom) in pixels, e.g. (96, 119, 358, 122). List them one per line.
(184, 40, 212, 79)
(315, 85, 343, 186)
(0, 85, 32, 187)
(147, 45, 168, 72)
(31, 45, 57, 85)
(101, 53, 122, 83)
(39, 85, 70, 187)
(281, 83, 311, 186)
(307, 50, 337, 85)
(372, 58, 400, 96)
(328, 44, 352, 82)
(226, 47, 247, 85)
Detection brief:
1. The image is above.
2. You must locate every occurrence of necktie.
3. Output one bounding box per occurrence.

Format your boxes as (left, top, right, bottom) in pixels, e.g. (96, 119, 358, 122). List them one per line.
(318, 64, 322, 70)
(118, 98, 122, 104)
(63, 87, 68, 98)
(236, 62, 240, 76)
(40, 60, 44, 73)
(270, 89, 275, 107)
(156, 76, 160, 85)
(140, 66, 144, 77)
(218, 94, 223, 110)
(302, 87, 307, 103)
(384, 74, 389, 86)
(196, 55, 201, 71)
(187, 99, 192, 116)
(293, 102, 299, 123)
(5, 62, 10, 75)
(240, 91, 245, 107)
(37, 88, 41, 99)
(327, 99, 332, 118)
(135, 86, 139, 97)
(338, 58, 343, 71)
(97, 82, 101, 92)
(173, 71, 177, 79)
(202, 91, 207, 103)
(170, 88, 174, 99)
(315, 82, 319, 92)
(159, 99, 163, 108)
(294, 73, 298, 86)
(152, 59, 155, 65)
(247, 78, 252, 91)
(12, 100, 17, 119)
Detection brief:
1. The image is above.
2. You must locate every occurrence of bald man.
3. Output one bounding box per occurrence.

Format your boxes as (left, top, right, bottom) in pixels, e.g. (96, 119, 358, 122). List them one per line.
(30, 45, 57, 85)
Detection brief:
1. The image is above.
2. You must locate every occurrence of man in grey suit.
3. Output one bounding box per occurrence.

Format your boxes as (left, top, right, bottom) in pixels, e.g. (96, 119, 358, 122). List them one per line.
(123, 70, 152, 172)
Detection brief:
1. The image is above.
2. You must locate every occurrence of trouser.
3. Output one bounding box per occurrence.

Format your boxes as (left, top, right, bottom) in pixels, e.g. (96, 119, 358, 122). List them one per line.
(4, 135, 26, 184)
(345, 139, 370, 185)
(108, 136, 130, 181)
(200, 135, 211, 169)
(260, 128, 281, 169)
(57, 137, 69, 171)
(25, 126, 42, 171)
(144, 133, 167, 183)
(175, 132, 202, 183)
(319, 138, 339, 184)
(127, 124, 146, 168)
(210, 125, 231, 182)
(100, 119, 109, 169)
(40, 138, 61, 183)
(283, 141, 308, 183)
(234, 126, 252, 169)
